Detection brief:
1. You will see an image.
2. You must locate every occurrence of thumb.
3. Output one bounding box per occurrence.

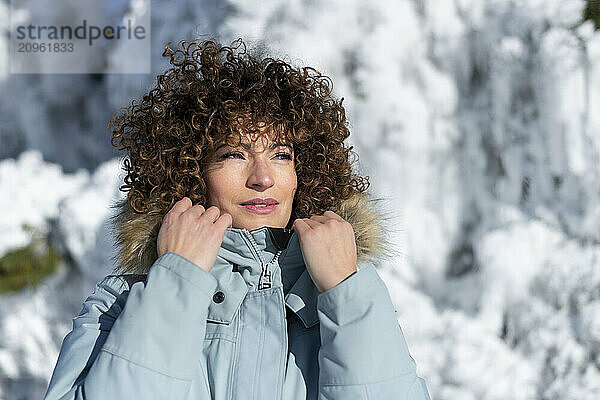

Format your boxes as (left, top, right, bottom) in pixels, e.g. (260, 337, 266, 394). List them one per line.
(292, 218, 305, 234)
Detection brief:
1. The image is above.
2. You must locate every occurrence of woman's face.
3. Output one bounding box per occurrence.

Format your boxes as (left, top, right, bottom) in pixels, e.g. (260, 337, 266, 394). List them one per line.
(204, 130, 297, 231)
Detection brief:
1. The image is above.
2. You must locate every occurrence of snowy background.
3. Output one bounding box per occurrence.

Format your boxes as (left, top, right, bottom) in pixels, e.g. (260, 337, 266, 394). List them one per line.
(1, 0, 599, 399)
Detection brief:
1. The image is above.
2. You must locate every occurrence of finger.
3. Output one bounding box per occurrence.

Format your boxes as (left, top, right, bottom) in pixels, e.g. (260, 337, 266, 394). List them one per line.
(163, 197, 192, 223)
(200, 205, 221, 223)
(308, 215, 330, 224)
(323, 210, 344, 221)
(301, 218, 320, 229)
(292, 218, 310, 234)
(214, 213, 233, 231)
(170, 197, 192, 216)
(185, 203, 206, 218)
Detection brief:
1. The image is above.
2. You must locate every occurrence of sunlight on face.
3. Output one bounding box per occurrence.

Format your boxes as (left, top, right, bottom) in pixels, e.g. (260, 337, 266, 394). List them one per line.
(204, 129, 297, 231)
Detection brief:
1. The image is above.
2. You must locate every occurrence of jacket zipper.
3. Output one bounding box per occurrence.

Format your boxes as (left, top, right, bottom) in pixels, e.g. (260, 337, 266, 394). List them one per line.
(244, 231, 288, 398)
(244, 231, 283, 290)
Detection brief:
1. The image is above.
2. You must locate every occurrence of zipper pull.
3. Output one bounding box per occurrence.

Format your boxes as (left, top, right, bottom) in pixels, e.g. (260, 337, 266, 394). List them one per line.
(258, 262, 272, 290)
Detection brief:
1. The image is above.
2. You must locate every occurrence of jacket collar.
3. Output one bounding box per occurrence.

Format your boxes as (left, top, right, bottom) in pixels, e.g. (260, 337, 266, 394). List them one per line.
(204, 226, 320, 328)
(223, 226, 321, 328)
(109, 192, 393, 328)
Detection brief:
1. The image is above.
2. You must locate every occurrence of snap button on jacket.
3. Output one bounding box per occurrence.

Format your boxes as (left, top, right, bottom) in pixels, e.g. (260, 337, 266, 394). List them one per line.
(212, 291, 225, 304)
(43, 193, 431, 399)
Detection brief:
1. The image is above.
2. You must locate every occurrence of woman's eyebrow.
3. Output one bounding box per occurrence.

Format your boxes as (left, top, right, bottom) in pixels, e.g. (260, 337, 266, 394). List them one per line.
(215, 142, 292, 151)
(270, 142, 293, 150)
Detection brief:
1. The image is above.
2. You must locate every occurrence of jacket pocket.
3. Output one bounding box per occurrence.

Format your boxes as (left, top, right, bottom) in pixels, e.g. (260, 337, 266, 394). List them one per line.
(203, 272, 247, 341)
(204, 311, 240, 341)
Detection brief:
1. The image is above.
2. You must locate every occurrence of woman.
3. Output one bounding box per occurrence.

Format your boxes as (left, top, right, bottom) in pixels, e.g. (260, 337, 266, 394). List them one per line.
(43, 37, 431, 400)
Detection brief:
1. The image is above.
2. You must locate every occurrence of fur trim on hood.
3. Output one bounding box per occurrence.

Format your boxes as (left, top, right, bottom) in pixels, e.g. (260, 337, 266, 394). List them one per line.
(108, 192, 395, 276)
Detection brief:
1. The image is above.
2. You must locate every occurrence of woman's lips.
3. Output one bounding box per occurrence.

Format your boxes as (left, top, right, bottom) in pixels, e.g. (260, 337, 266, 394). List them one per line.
(239, 204, 278, 214)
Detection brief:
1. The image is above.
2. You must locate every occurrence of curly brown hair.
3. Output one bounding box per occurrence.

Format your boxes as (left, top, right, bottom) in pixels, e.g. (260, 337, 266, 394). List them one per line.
(109, 36, 370, 228)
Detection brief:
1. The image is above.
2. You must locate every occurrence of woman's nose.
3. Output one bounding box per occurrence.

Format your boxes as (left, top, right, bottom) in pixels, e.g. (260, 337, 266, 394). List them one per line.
(246, 160, 274, 190)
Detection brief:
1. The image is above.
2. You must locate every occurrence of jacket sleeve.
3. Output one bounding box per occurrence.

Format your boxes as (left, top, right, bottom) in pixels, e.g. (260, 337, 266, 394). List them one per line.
(43, 252, 217, 400)
(316, 261, 432, 400)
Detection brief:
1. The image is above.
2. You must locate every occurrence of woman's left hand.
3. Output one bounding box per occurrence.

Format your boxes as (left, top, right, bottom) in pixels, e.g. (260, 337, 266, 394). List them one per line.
(292, 211, 357, 293)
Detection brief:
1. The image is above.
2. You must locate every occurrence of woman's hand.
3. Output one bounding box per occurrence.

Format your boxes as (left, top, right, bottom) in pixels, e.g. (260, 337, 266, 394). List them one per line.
(292, 211, 357, 293)
(157, 197, 233, 272)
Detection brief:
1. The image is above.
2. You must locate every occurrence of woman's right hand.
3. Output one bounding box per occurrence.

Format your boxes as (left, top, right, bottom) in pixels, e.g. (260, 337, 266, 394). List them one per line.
(157, 197, 233, 272)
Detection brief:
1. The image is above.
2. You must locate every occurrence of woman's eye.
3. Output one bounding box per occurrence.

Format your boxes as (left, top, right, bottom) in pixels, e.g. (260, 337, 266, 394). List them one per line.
(275, 152, 293, 160)
(219, 152, 291, 160)
(220, 152, 244, 159)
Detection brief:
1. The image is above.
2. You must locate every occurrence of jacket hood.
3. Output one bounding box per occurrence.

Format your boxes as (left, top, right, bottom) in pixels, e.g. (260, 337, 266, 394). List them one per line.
(109, 191, 394, 276)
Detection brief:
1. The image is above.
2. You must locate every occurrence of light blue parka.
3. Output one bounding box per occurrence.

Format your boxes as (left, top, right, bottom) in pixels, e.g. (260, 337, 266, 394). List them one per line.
(43, 193, 431, 400)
